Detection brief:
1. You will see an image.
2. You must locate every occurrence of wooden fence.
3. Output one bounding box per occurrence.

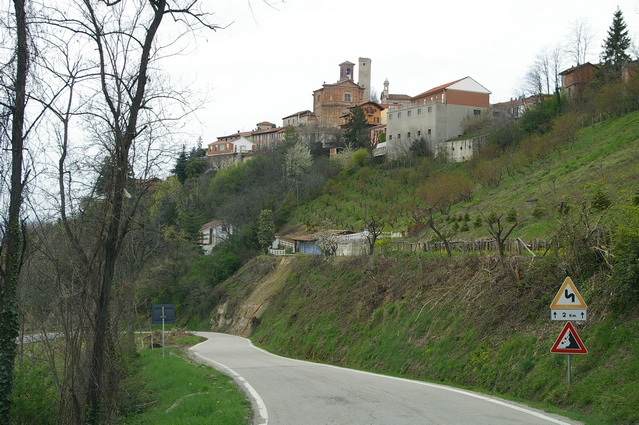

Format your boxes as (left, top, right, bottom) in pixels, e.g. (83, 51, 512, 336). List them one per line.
(385, 238, 553, 255)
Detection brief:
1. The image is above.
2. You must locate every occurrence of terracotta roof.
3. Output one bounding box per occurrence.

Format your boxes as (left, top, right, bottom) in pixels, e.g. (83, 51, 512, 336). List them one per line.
(559, 62, 598, 75)
(384, 94, 412, 101)
(356, 101, 385, 110)
(217, 131, 252, 140)
(282, 110, 313, 119)
(252, 126, 284, 135)
(412, 77, 466, 100)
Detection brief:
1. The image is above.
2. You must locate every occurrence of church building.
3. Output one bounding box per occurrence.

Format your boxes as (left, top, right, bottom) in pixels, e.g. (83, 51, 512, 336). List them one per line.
(312, 58, 371, 128)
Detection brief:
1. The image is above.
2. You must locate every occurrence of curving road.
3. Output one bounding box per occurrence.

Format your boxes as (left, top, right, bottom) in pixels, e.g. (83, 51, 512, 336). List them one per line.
(190, 332, 581, 425)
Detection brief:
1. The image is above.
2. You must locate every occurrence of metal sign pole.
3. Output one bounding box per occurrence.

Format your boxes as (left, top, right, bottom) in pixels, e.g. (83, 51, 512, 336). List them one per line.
(162, 306, 165, 359)
(567, 354, 571, 385)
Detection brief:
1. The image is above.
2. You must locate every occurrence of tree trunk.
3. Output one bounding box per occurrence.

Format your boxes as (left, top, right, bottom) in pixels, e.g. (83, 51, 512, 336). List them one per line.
(83, 2, 165, 421)
(0, 0, 28, 421)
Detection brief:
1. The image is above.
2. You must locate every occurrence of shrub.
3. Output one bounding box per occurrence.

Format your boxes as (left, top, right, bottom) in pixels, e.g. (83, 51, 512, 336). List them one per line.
(351, 148, 371, 167)
(11, 358, 58, 425)
(591, 190, 612, 210)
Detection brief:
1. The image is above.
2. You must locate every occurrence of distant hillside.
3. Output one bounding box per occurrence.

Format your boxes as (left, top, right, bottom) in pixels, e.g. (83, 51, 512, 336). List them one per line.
(287, 110, 639, 245)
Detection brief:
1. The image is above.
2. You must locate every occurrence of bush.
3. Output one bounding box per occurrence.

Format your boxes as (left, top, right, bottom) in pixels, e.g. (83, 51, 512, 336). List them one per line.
(352, 148, 371, 167)
(611, 204, 639, 304)
(11, 358, 58, 425)
(591, 190, 612, 210)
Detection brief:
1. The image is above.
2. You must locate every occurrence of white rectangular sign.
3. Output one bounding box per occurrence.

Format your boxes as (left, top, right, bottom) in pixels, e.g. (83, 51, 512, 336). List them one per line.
(551, 309, 587, 321)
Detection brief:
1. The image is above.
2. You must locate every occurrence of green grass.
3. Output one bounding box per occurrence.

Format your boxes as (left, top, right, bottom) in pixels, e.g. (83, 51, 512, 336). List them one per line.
(121, 348, 251, 425)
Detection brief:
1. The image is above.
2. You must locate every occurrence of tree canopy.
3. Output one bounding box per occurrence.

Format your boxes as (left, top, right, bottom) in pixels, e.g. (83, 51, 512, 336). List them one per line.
(343, 106, 371, 151)
(601, 7, 632, 76)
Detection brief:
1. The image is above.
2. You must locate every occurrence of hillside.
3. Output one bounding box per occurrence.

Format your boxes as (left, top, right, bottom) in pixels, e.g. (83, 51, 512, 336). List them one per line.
(207, 111, 639, 425)
(213, 254, 636, 425)
(288, 110, 639, 243)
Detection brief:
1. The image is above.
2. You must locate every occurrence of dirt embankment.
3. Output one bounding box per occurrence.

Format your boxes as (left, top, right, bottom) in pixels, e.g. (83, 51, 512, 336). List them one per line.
(212, 256, 297, 335)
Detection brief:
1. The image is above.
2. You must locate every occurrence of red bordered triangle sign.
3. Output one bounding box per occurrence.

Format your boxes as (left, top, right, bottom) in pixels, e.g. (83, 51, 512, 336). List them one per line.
(551, 321, 588, 354)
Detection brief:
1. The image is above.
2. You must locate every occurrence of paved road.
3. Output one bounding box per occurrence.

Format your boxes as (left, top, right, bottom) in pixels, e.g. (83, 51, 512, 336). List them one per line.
(190, 332, 581, 425)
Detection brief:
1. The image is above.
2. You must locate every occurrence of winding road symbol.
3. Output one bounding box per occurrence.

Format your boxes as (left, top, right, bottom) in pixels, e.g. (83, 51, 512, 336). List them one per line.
(550, 277, 587, 309)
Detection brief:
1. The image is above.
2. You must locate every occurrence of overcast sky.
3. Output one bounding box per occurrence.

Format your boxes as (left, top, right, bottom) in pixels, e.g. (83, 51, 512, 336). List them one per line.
(167, 0, 639, 145)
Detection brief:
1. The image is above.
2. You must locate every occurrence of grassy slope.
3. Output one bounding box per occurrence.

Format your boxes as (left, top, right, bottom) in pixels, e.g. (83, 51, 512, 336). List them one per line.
(288, 111, 639, 241)
(244, 254, 637, 425)
(216, 112, 639, 424)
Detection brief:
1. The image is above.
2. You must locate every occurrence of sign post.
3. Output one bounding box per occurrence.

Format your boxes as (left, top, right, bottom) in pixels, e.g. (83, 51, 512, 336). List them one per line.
(152, 304, 175, 358)
(549, 278, 588, 384)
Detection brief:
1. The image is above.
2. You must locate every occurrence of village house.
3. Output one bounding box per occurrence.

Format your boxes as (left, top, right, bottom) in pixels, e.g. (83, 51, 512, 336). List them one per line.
(282, 110, 316, 128)
(199, 220, 233, 255)
(491, 94, 551, 119)
(385, 76, 491, 160)
(339, 101, 385, 128)
(251, 122, 285, 150)
(273, 230, 369, 256)
(559, 62, 598, 99)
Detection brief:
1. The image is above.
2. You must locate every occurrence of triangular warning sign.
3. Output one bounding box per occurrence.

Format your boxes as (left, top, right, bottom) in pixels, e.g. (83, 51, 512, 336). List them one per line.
(551, 321, 588, 354)
(550, 277, 587, 309)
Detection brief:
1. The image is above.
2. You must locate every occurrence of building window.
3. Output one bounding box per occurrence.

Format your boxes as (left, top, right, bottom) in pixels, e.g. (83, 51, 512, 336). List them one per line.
(474, 109, 481, 115)
(388, 113, 392, 119)
(407, 110, 411, 116)
(397, 112, 401, 118)
(417, 108, 422, 114)
(417, 130, 421, 136)
(428, 106, 432, 112)
(397, 134, 401, 139)
(389, 135, 393, 140)
(427, 129, 432, 135)
(345, 93, 351, 102)
(374, 117, 379, 123)
(317, 94, 321, 103)
(407, 132, 411, 138)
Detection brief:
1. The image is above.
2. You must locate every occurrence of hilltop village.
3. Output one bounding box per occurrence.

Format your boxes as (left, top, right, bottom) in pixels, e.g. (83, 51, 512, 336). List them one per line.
(203, 58, 598, 168)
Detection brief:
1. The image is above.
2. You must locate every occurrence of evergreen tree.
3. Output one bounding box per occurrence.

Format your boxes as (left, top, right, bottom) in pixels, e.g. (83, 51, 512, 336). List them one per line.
(257, 209, 275, 253)
(172, 145, 188, 184)
(343, 106, 371, 151)
(601, 8, 632, 76)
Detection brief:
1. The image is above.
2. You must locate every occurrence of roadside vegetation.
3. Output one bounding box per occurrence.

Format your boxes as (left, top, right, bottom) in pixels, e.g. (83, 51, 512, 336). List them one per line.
(121, 332, 252, 425)
(12, 329, 252, 425)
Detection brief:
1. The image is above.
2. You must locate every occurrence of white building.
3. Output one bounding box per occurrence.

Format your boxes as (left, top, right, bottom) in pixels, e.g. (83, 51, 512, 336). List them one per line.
(199, 220, 232, 255)
(385, 77, 491, 159)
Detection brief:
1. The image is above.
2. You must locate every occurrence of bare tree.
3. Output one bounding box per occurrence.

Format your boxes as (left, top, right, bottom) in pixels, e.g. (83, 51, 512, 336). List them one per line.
(566, 18, 595, 66)
(409, 173, 468, 257)
(483, 212, 518, 261)
(525, 45, 565, 98)
(550, 44, 564, 93)
(33, 2, 221, 423)
(0, 0, 29, 421)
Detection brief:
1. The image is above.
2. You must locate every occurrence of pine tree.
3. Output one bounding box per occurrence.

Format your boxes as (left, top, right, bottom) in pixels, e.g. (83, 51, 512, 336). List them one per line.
(343, 106, 371, 151)
(172, 145, 188, 184)
(601, 8, 632, 75)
